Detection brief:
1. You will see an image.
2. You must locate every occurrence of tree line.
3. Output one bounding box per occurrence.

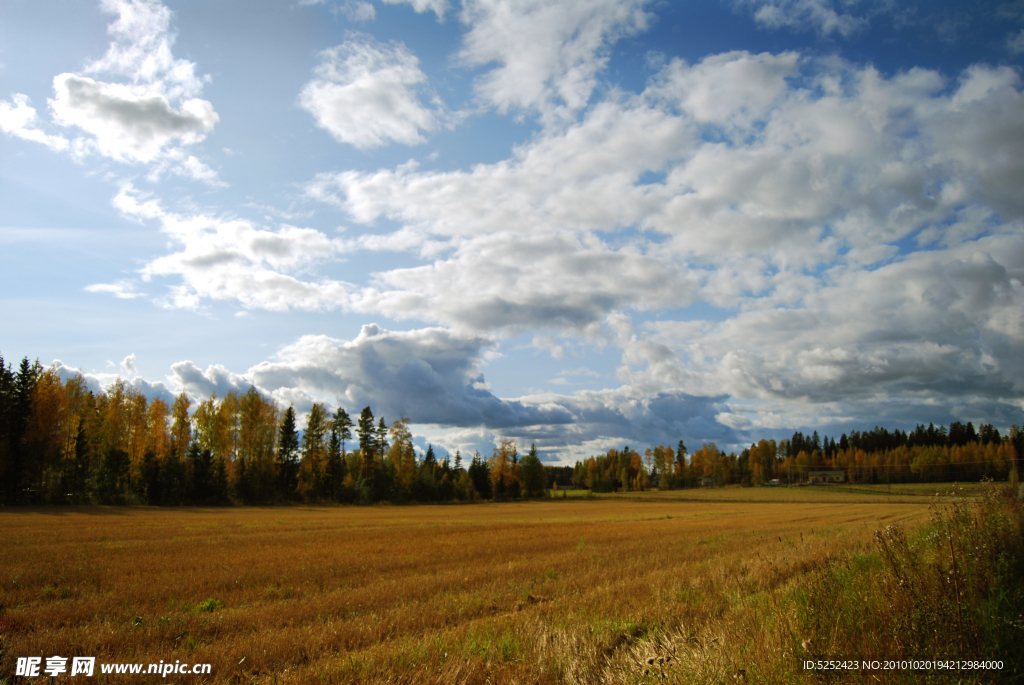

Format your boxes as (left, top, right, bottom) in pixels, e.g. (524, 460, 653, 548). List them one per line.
(1, 353, 1021, 505)
(0, 355, 545, 506)
(569, 424, 1023, 491)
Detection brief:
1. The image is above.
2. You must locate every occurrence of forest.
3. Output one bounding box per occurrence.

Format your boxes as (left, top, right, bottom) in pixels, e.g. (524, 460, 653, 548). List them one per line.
(0, 354, 1021, 506)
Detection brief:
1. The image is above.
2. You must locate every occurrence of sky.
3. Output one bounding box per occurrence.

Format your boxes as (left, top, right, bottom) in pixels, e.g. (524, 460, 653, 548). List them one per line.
(1, 0, 1023, 463)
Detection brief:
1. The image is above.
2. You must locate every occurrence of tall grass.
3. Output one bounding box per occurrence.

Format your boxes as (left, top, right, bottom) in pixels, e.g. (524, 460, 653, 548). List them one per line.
(795, 483, 1024, 679)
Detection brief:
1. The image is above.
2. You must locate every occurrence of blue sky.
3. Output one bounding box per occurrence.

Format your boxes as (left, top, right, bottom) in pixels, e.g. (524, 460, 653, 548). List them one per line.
(2, 0, 1023, 462)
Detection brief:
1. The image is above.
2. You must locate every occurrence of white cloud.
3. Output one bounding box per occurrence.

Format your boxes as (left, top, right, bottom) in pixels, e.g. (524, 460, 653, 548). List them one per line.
(121, 353, 138, 376)
(304, 0, 378, 22)
(381, 0, 449, 20)
(158, 324, 737, 456)
(0, 95, 70, 151)
(297, 51, 1024, 436)
(84, 279, 143, 299)
(1009, 29, 1024, 54)
(49, 358, 177, 406)
(0, 0, 221, 184)
(169, 360, 251, 402)
(642, 230, 1024, 415)
(299, 35, 441, 148)
(168, 324, 577, 427)
(733, 0, 873, 37)
(50, 74, 217, 163)
(306, 54, 1024, 333)
(88, 0, 206, 98)
(457, 0, 653, 122)
(73, 38, 1024, 442)
(96, 184, 355, 311)
(345, 0, 378, 21)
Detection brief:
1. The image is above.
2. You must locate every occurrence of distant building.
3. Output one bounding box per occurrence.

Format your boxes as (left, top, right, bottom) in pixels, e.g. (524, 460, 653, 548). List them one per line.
(808, 470, 845, 484)
(700, 476, 716, 487)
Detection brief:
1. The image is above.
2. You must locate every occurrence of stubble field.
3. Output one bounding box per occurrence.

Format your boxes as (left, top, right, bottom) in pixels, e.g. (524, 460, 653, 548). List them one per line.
(0, 492, 970, 683)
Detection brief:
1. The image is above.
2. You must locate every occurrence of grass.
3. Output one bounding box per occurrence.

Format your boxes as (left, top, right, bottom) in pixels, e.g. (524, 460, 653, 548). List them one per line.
(592, 481, 998, 504)
(0, 485, 1018, 683)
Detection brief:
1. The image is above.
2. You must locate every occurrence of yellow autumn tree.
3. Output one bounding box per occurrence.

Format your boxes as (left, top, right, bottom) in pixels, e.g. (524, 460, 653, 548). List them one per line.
(388, 417, 416, 493)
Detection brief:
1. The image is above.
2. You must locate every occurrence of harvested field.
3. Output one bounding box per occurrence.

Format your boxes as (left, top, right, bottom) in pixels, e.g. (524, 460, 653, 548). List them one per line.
(0, 494, 952, 683)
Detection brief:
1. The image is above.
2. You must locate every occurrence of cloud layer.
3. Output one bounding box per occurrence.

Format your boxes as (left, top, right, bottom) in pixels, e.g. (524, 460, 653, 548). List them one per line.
(102, 47, 1024, 442)
(11, 0, 1024, 458)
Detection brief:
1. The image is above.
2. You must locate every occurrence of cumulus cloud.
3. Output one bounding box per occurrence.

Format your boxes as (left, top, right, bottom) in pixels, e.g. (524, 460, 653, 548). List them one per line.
(49, 358, 177, 406)
(0, 0, 220, 184)
(159, 324, 737, 457)
(169, 360, 252, 402)
(165, 324, 577, 429)
(457, 0, 653, 121)
(299, 34, 442, 148)
(306, 54, 1024, 328)
(298, 51, 1024, 436)
(642, 231, 1024, 427)
(248, 324, 575, 427)
(50, 74, 217, 163)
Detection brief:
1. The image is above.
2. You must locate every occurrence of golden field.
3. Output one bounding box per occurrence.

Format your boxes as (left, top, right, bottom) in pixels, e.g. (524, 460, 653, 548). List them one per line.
(0, 489, 1001, 684)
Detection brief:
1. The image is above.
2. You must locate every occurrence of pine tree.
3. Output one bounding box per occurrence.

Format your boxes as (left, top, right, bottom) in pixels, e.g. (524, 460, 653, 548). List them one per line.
(468, 451, 492, 499)
(276, 406, 300, 501)
(326, 424, 344, 502)
(333, 408, 353, 460)
(376, 417, 389, 457)
(0, 354, 14, 504)
(357, 406, 375, 477)
(8, 358, 42, 503)
(519, 443, 545, 497)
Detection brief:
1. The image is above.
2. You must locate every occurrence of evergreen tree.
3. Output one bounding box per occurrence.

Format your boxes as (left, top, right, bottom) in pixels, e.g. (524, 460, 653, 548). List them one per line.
(357, 406, 375, 477)
(276, 406, 300, 501)
(676, 440, 688, 486)
(376, 417, 389, 457)
(326, 427, 344, 502)
(188, 441, 213, 504)
(69, 418, 92, 503)
(0, 354, 14, 504)
(468, 451, 491, 499)
(211, 453, 229, 504)
(5, 358, 42, 503)
(159, 450, 186, 505)
(519, 443, 545, 497)
(333, 408, 353, 460)
(95, 447, 130, 505)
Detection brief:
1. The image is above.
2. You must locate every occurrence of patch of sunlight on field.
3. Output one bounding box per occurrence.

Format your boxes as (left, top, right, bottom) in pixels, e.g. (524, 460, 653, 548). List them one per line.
(0, 497, 936, 683)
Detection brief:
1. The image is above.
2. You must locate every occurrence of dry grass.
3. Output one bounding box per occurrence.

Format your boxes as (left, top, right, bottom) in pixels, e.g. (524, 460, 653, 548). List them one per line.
(0, 494, 935, 683)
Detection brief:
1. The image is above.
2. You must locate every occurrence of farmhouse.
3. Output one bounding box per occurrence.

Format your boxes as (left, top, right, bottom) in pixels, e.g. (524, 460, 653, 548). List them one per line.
(807, 470, 846, 484)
